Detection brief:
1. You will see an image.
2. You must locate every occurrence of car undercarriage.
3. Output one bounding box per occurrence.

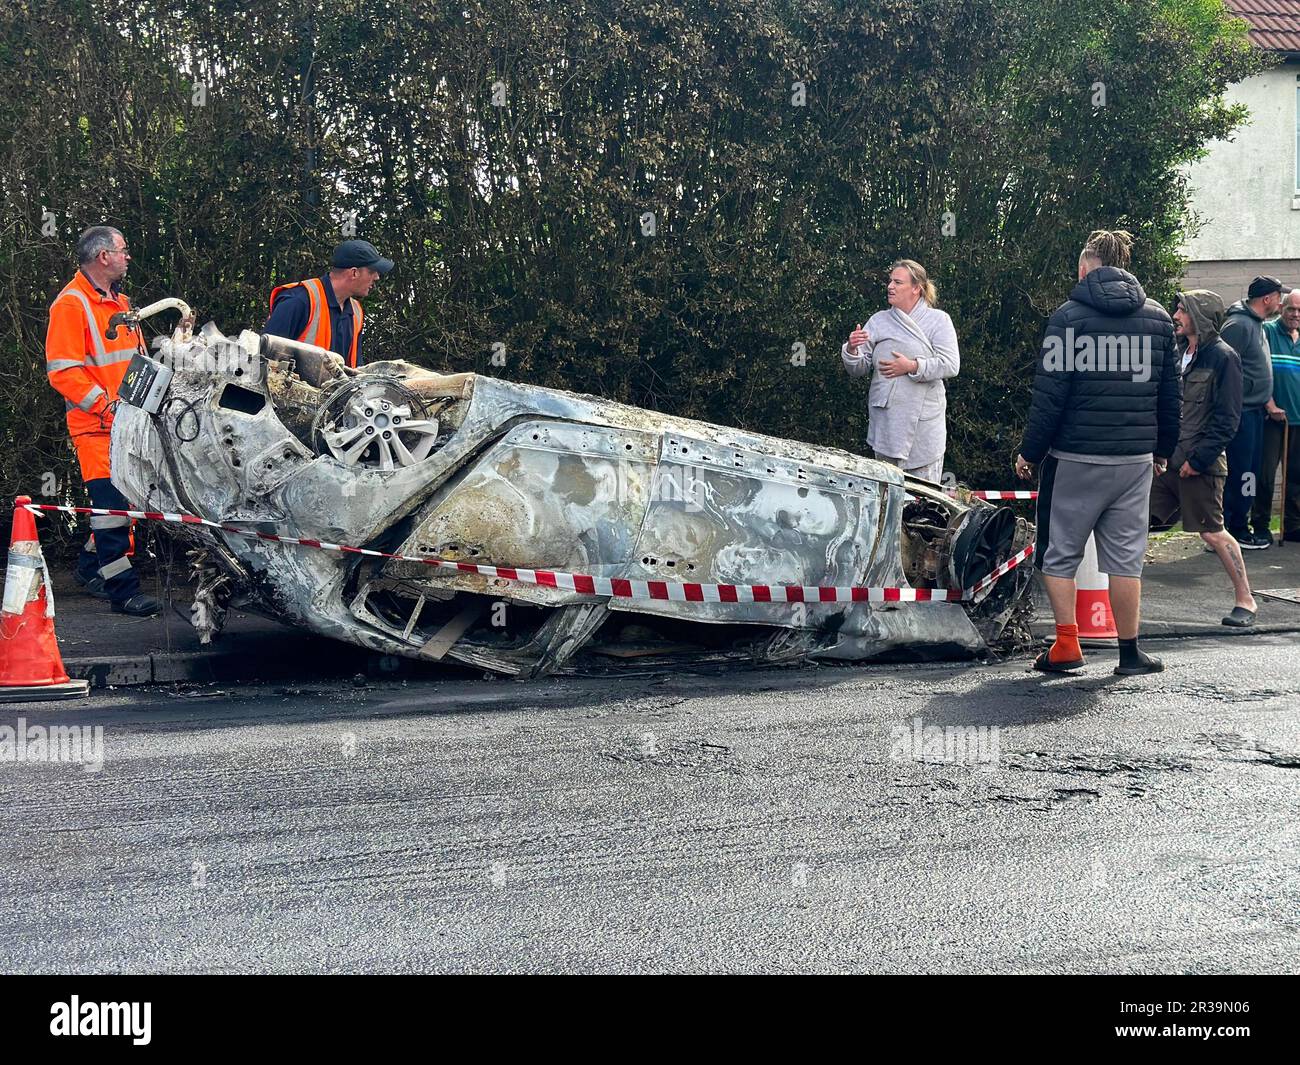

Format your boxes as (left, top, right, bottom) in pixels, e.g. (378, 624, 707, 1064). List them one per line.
(109, 306, 1035, 676)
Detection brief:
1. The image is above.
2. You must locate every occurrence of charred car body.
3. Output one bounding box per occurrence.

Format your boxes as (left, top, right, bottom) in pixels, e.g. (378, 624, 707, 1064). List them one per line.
(109, 304, 1034, 676)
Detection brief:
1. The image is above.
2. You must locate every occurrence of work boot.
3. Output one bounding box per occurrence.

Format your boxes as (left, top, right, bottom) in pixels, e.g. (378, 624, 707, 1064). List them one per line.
(111, 593, 161, 618)
(74, 572, 111, 600)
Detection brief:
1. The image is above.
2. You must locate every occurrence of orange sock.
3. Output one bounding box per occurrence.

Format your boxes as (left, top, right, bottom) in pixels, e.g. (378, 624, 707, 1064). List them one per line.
(1049, 623, 1082, 663)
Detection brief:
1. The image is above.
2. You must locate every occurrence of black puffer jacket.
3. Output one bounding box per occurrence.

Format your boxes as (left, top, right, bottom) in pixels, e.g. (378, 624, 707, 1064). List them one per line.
(1018, 266, 1180, 462)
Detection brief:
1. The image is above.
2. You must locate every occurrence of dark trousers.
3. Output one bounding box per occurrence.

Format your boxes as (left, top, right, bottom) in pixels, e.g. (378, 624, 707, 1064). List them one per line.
(1253, 418, 1300, 536)
(75, 478, 140, 603)
(1224, 406, 1265, 535)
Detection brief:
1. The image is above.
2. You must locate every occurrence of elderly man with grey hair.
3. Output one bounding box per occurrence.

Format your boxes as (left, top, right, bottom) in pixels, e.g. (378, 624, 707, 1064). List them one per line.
(44, 223, 160, 617)
(1257, 286, 1300, 542)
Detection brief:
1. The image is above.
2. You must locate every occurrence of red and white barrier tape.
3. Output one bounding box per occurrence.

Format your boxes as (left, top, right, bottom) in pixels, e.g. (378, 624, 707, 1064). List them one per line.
(20, 503, 1034, 603)
(967, 490, 1037, 500)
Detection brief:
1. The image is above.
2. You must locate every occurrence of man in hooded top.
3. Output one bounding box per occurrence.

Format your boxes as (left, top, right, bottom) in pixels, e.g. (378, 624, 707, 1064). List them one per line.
(1149, 290, 1258, 627)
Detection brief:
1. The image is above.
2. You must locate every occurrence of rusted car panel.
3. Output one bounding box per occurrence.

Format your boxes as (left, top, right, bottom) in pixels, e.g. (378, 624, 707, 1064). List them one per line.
(110, 317, 1033, 676)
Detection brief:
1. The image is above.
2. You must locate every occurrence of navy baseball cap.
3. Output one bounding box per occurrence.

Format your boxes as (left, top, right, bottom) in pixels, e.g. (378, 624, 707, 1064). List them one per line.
(1247, 275, 1282, 299)
(331, 239, 393, 275)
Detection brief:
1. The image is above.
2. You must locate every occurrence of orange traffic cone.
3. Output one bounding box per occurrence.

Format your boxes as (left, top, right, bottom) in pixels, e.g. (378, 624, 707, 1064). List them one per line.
(1, 496, 89, 701)
(1076, 532, 1118, 645)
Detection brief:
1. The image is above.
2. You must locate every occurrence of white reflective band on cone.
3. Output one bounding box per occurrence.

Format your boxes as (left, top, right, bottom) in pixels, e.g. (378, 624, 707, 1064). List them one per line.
(2, 552, 41, 614)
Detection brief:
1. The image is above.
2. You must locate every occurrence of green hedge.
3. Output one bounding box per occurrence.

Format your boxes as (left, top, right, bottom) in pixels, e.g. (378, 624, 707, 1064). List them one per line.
(0, 0, 1263, 549)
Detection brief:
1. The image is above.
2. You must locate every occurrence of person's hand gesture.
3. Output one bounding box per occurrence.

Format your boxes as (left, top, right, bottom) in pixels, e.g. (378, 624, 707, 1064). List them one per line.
(1014, 454, 1034, 481)
(847, 324, 869, 355)
(1179, 460, 1200, 478)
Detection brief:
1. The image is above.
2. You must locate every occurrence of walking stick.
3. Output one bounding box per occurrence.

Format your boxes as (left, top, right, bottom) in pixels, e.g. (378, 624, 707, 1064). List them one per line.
(1281, 420, 1290, 548)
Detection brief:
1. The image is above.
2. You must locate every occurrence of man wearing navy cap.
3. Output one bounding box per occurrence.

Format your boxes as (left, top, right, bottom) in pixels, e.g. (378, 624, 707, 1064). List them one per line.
(265, 239, 394, 368)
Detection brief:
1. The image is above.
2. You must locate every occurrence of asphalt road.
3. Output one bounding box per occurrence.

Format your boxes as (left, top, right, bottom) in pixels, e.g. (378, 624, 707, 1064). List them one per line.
(2, 634, 1297, 974)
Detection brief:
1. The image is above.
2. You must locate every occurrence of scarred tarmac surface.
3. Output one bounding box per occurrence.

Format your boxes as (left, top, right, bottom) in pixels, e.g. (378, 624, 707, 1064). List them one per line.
(1, 634, 1297, 974)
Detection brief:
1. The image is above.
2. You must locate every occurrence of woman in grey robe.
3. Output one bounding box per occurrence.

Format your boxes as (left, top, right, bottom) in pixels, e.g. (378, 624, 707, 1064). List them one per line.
(840, 259, 961, 483)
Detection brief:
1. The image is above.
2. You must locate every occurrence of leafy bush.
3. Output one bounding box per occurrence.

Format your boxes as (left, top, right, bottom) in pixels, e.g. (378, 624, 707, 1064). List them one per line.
(0, 0, 1263, 550)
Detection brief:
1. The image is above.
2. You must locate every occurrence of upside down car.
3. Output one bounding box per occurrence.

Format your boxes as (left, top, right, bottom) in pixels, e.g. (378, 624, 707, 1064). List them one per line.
(107, 300, 1035, 677)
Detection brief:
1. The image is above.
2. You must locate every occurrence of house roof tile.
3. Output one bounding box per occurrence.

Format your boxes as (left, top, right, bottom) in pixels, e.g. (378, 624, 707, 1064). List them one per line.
(1225, 1, 1300, 52)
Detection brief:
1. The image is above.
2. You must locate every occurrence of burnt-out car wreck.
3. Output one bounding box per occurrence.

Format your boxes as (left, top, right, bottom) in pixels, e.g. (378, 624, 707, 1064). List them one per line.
(109, 306, 1035, 677)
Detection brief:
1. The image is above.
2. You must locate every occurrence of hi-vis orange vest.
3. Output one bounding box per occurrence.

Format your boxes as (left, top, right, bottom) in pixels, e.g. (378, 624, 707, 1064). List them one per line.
(45, 271, 146, 480)
(267, 277, 364, 368)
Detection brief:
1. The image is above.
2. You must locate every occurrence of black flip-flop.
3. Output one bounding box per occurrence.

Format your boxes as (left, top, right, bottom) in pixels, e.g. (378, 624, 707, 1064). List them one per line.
(1033, 650, 1085, 673)
(1114, 656, 1164, 676)
(1222, 607, 1257, 628)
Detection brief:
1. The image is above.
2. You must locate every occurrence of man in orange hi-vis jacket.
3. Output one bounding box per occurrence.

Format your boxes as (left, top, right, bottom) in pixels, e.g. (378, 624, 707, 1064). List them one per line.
(265, 239, 393, 369)
(44, 225, 160, 617)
